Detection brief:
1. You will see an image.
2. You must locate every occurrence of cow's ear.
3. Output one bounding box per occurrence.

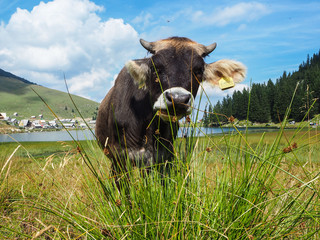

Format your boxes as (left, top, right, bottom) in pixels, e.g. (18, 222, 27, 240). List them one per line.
(125, 60, 150, 89)
(203, 60, 246, 88)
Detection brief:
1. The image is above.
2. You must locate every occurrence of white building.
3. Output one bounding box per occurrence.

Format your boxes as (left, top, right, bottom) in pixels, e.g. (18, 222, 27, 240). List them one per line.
(0, 113, 7, 120)
(19, 120, 31, 128)
(49, 120, 58, 127)
(63, 123, 75, 128)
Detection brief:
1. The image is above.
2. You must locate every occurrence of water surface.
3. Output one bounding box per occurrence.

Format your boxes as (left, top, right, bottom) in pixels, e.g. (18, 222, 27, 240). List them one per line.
(0, 127, 279, 143)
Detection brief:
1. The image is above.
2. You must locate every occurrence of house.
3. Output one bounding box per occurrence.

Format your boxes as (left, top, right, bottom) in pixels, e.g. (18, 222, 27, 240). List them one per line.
(49, 120, 58, 127)
(10, 118, 18, 124)
(33, 122, 42, 128)
(63, 123, 75, 128)
(61, 119, 72, 123)
(19, 120, 31, 128)
(0, 113, 7, 120)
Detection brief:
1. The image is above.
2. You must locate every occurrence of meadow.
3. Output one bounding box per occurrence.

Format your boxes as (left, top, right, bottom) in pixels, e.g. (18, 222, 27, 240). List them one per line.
(0, 124, 319, 239)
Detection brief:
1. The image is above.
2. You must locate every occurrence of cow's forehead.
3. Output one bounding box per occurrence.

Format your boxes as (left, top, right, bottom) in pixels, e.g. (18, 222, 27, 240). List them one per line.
(152, 38, 206, 56)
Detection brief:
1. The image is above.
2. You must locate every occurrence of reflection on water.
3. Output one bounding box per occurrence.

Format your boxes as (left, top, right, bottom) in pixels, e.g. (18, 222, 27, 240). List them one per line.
(0, 127, 279, 143)
(0, 130, 96, 143)
(177, 127, 278, 138)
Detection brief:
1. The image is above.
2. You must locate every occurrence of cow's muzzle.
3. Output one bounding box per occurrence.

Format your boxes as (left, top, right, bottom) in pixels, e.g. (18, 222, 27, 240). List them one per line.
(153, 87, 194, 121)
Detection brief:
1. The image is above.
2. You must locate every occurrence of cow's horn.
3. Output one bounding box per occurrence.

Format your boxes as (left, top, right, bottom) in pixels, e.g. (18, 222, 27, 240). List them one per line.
(140, 39, 155, 53)
(203, 42, 217, 57)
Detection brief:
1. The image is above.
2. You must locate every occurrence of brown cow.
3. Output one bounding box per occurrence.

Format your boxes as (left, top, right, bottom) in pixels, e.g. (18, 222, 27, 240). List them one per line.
(96, 37, 246, 183)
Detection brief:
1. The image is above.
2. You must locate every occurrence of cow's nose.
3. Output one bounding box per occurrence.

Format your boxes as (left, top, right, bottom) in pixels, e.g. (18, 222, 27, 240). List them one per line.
(165, 91, 191, 106)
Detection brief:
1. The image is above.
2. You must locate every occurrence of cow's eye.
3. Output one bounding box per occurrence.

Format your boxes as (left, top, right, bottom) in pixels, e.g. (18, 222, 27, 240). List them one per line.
(193, 67, 203, 79)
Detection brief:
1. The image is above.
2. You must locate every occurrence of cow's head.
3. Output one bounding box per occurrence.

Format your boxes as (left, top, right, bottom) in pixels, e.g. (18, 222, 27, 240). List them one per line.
(126, 37, 246, 121)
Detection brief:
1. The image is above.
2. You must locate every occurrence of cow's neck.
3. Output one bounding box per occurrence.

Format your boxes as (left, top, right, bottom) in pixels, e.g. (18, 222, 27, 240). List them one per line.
(147, 117, 179, 163)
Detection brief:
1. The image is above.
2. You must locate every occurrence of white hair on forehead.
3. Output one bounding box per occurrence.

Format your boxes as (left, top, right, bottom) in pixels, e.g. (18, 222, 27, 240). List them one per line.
(153, 39, 205, 55)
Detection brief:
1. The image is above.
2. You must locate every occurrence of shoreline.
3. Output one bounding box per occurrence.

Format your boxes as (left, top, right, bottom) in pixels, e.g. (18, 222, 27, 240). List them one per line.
(1, 124, 318, 136)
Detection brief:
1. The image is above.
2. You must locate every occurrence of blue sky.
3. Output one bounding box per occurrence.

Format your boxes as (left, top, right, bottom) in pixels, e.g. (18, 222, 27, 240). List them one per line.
(1, 0, 320, 111)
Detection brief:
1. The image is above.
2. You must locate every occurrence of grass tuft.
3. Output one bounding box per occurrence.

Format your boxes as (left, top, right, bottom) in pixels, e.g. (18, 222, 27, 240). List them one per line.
(1, 82, 320, 239)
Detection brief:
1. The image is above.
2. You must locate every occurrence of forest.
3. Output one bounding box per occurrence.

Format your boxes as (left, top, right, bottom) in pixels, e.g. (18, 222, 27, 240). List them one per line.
(202, 50, 320, 126)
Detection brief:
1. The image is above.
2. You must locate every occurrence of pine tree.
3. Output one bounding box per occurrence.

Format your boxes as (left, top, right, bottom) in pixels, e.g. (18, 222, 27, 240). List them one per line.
(211, 50, 320, 123)
(202, 104, 208, 127)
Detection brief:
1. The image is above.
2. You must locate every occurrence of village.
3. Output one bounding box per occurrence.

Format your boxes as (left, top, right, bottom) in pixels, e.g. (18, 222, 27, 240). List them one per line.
(0, 112, 96, 132)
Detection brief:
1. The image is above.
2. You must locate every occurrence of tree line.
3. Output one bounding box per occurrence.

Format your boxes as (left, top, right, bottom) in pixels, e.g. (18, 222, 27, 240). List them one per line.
(202, 50, 320, 126)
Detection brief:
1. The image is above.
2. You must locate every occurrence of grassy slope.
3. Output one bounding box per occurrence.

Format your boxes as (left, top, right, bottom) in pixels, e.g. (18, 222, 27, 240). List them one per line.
(0, 76, 99, 120)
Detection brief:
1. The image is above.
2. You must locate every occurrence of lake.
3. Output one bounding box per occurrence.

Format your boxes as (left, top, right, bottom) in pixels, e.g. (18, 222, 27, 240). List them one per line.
(0, 127, 279, 143)
(0, 129, 96, 143)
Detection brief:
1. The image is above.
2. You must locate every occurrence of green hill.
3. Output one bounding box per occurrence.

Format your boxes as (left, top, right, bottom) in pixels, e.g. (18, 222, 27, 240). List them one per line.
(0, 69, 99, 120)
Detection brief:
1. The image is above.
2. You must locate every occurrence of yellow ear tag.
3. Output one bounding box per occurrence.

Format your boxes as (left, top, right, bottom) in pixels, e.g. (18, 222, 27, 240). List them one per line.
(219, 77, 235, 90)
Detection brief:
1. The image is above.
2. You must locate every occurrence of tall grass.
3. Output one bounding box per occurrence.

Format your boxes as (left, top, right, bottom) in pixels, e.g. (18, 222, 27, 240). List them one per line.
(2, 122, 319, 238)
(1, 82, 320, 239)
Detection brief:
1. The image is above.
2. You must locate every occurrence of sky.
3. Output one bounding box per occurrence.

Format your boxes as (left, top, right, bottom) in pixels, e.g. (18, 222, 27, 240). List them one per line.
(0, 0, 320, 111)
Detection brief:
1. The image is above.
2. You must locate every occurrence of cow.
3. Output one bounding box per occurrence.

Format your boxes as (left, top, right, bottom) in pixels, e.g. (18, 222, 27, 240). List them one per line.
(96, 37, 246, 184)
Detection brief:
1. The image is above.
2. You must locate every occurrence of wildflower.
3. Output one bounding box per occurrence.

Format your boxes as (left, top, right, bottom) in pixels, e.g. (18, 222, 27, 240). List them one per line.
(155, 129, 160, 135)
(101, 229, 113, 238)
(76, 146, 81, 153)
(115, 199, 121, 206)
(103, 148, 109, 155)
(283, 142, 297, 153)
(206, 147, 212, 152)
(172, 116, 177, 122)
(228, 115, 235, 123)
(283, 146, 292, 153)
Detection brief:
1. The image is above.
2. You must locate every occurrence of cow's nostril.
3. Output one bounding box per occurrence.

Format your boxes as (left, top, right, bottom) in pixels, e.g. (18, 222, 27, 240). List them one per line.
(183, 94, 191, 104)
(165, 92, 191, 105)
(165, 92, 173, 103)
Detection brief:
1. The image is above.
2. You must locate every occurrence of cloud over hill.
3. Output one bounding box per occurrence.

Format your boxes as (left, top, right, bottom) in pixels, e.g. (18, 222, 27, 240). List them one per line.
(0, 0, 140, 101)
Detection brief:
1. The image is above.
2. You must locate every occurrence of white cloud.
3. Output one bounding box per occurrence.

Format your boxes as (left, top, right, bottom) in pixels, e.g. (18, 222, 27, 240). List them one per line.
(68, 68, 111, 98)
(192, 2, 270, 26)
(237, 24, 247, 31)
(132, 12, 153, 29)
(0, 0, 140, 101)
(28, 71, 61, 87)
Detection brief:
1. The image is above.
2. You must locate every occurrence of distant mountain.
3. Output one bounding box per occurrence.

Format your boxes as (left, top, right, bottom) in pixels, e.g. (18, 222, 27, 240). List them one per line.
(0, 68, 36, 85)
(0, 69, 99, 120)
